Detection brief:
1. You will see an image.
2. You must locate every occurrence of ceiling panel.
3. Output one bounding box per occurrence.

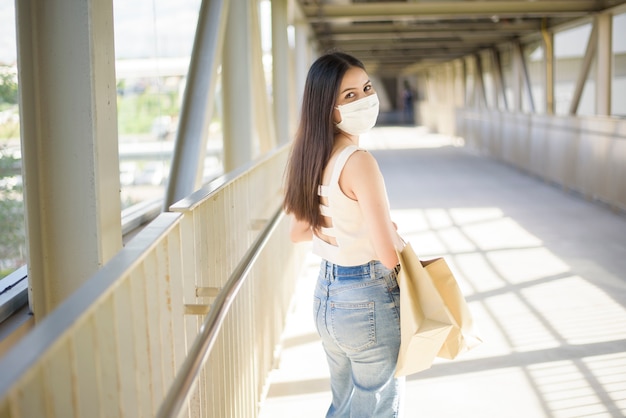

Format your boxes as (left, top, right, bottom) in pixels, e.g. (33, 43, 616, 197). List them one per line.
(298, 0, 626, 75)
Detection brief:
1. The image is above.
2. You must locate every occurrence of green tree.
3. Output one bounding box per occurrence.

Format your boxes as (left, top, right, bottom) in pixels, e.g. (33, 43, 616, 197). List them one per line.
(0, 68, 19, 105)
(0, 147, 25, 279)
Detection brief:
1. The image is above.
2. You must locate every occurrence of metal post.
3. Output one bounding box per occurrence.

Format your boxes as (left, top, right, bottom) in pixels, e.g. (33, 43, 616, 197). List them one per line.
(514, 42, 535, 113)
(15, 0, 122, 317)
(165, 0, 230, 208)
(460, 59, 467, 108)
(293, 22, 310, 115)
(512, 44, 522, 112)
(492, 48, 508, 111)
(465, 56, 476, 107)
(223, 0, 253, 171)
(250, 0, 276, 153)
(596, 13, 612, 116)
(474, 54, 488, 108)
(272, 0, 290, 145)
(542, 20, 555, 115)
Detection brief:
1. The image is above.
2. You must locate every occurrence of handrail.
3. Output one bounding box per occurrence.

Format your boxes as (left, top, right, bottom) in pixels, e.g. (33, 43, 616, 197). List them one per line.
(156, 207, 285, 418)
(0, 199, 163, 326)
(0, 266, 28, 324)
(0, 212, 184, 397)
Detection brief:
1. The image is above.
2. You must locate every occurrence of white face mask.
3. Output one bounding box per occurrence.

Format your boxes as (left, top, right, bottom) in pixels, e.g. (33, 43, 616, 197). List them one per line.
(335, 93, 379, 135)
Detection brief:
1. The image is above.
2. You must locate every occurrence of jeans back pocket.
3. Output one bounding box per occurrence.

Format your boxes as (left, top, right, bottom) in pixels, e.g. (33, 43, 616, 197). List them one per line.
(330, 301, 376, 352)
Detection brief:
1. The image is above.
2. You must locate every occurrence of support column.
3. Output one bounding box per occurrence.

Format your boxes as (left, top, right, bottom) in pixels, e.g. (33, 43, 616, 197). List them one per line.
(474, 54, 487, 108)
(223, 0, 253, 171)
(465, 57, 475, 107)
(445, 63, 455, 135)
(596, 14, 612, 116)
(15, 0, 122, 318)
(272, 0, 290, 145)
(492, 48, 508, 111)
(293, 23, 310, 113)
(513, 42, 535, 113)
(542, 21, 555, 114)
(512, 44, 522, 112)
(459, 59, 467, 108)
(250, 0, 276, 153)
(446, 63, 455, 108)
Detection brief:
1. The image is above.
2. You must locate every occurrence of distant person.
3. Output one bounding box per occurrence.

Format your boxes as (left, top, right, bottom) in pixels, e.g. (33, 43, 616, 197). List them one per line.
(402, 80, 414, 124)
(283, 52, 404, 417)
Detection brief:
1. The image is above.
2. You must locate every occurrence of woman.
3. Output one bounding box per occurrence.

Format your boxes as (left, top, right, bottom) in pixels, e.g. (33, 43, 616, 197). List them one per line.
(283, 52, 404, 417)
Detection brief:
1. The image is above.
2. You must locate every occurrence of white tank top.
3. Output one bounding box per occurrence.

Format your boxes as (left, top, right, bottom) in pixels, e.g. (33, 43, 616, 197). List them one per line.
(312, 145, 380, 266)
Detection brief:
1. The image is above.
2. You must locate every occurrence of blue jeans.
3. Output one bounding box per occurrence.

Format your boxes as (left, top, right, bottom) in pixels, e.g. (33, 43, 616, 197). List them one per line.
(313, 260, 404, 418)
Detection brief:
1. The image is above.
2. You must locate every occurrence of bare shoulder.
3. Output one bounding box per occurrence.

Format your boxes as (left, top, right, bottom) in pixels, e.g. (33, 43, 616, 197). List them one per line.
(346, 148, 379, 169)
(344, 149, 381, 178)
(339, 149, 384, 199)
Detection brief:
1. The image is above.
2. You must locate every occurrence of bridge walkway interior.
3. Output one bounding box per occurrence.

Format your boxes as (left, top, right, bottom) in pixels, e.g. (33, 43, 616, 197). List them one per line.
(259, 126, 626, 418)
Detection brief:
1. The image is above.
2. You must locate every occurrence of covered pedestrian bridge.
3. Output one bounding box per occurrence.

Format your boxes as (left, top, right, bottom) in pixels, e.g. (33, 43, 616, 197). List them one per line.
(0, 1, 625, 417)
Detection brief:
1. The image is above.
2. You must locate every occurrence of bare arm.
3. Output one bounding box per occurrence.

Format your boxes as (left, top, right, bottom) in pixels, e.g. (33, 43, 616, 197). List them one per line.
(341, 150, 400, 269)
(289, 215, 313, 242)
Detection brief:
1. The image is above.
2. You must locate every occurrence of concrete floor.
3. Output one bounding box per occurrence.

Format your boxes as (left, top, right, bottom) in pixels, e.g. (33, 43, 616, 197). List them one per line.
(259, 126, 626, 418)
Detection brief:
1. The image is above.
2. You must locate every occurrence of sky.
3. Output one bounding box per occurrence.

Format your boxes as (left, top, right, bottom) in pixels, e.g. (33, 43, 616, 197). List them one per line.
(0, 2, 15, 64)
(0, 1, 624, 66)
(0, 0, 202, 64)
(112, 0, 201, 59)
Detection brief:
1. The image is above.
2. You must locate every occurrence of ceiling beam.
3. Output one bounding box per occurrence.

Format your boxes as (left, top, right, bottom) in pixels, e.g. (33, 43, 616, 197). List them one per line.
(322, 21, 542, 34)
(302, 1, 602, 22)
(348, 50, 471, 60)
(334, 43, 491, 54)
(321, 32, 516, 42)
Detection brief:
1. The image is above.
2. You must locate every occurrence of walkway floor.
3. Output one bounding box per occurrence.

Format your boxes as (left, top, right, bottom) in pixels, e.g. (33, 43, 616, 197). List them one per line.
(258, 126, 626, 418)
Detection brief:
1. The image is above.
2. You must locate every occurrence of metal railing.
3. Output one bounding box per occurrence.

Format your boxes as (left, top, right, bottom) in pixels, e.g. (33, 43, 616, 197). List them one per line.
(0, 144, 306, 418)
(455, 110, 626, 213)
(157, 208, 284, 417)
(0, 266, 28, 325)
(0, 198, 163, 329)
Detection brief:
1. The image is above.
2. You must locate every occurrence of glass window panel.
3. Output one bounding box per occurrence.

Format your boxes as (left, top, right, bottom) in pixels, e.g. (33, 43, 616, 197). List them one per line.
(0, 1, 26, 280)
(114, 0, 208, 210)
(554, 23, 593, 115)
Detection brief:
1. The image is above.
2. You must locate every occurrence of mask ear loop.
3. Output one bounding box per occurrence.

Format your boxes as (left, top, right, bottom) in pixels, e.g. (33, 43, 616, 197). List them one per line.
(333, 103, 342, 127)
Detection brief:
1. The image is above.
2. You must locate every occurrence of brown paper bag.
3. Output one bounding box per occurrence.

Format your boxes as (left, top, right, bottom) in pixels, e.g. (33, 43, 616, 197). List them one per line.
(394, 242, 453, 377)
(423, 258, 483, 360)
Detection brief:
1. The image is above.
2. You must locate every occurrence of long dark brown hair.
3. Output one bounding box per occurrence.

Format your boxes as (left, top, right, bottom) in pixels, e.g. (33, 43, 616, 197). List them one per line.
(283, 52, 366, 230)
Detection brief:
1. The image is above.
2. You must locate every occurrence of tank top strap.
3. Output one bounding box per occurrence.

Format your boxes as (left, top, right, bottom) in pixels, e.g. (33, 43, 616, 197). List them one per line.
(329, 145, 360, 186)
